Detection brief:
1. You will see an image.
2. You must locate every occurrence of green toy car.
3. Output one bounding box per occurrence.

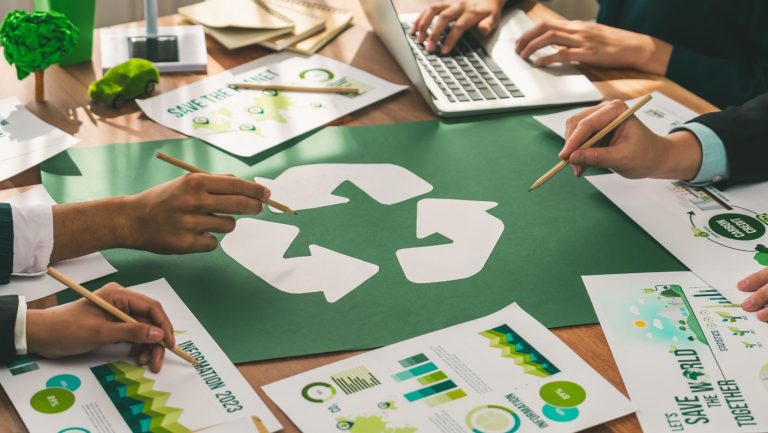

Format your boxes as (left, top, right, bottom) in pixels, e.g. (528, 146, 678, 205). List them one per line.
(88, 58, 160, 108)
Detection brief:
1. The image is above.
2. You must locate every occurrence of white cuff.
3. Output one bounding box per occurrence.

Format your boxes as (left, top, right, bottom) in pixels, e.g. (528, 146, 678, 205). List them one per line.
(14, 296, 27, 355)
(11, 205, 54, 276)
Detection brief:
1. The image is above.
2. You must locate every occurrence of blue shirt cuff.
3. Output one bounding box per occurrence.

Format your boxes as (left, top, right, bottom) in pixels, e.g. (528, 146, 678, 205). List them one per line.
(672, 122, 729, 185)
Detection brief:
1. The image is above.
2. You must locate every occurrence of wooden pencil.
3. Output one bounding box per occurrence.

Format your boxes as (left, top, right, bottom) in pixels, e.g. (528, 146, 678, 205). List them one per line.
(529, 94, 653, 191)
(229, 82, 359, 94)
(46, 266, 199, 366)
(155, 152, 297, 215)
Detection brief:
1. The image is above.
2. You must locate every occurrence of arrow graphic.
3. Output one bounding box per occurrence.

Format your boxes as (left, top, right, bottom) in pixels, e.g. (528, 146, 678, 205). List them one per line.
(221, 219, 379, 302)
(396, 199, 504, 284)
(255, 164, 433, 212)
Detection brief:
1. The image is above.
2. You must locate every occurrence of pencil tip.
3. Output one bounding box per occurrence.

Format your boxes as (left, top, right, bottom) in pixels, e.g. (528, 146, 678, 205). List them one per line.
(528, 188, 533, 192)
(293, 211, 299, 215)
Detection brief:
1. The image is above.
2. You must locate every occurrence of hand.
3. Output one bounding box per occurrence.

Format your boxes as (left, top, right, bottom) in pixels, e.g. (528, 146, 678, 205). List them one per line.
(738, 269, 768, 321)
(26, 283, 175, 373)
(122, 174, 271, 254)
(411, 0, 505, 55)
(515, 20, 672, 75)
(560, 100, 702, 179)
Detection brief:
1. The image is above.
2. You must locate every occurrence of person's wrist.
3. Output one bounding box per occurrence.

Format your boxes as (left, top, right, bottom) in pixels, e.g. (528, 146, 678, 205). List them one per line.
(25, 309, 51, 356)
(111, 195, 142, 249)
(630, 34, 670, 75)
(652, 131, 702, 180)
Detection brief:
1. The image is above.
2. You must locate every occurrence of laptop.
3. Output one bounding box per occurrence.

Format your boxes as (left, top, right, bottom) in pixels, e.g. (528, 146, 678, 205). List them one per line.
(360, 0, 603, 117)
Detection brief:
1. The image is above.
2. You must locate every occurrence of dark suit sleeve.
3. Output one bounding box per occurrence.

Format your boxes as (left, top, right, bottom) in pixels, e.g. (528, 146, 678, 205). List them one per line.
(691, 93, 768, 185)
(0, 203, 12, 285)
(0, 296, 19, 365)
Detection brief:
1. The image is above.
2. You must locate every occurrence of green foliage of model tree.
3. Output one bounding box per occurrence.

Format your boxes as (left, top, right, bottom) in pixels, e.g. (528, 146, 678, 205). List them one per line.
(0, 10, 79, 79)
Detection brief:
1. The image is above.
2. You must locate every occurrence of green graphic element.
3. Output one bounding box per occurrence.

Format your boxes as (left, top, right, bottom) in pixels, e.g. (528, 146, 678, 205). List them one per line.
(657, 285, 708, 345)
(331, 366, 381, 395)
(192, 108, 232, 132)
(9, 356, 40, 376)
(58, 428, 90, 433)
(245, 91, 294, 123)
(299, 68, 335, 82)
(743, 341, 759, 349)
(690, 227, 709, 238)
(30, 387, 75, 414)
(335, 415, 417, 433)
(42, 116, 687, 363)
(392, 353, 467, 407)
(539, 381, 586, 408)
(480, 325, 560, 377)
(542, 404, 579, 422)
(728, 326, 749, 337)
(760, 364, 768, 391)
(47, 374, 81, 391)
(377, 401, 397, 410)
(301, 382, 336, 403)
(682, 369, 705, 381)
(465, 405, 521, 433)
(715, 311, 743, 323)
(754, 244, 768, 265)
(91, 361, 189, 433)
(708, 213, 766, 241)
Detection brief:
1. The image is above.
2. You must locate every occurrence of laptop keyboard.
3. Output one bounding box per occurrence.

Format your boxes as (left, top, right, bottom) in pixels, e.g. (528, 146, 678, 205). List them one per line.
(402, 22, 525, 103)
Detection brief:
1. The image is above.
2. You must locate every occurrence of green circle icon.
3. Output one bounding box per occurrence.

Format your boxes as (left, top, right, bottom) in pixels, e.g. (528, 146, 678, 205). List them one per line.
(46, 374, 81, 392)
(301, 382, 336, 403)
(708, 213, 765, 241)
(465, 405, 520, 433)
(539, 381, 586, 408)
(299, 68, 335, 82)
(30, 388, 75, 414)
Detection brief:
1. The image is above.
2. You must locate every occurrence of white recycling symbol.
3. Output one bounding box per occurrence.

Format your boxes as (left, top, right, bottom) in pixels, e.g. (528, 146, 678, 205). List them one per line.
(221, 164, 504, 302)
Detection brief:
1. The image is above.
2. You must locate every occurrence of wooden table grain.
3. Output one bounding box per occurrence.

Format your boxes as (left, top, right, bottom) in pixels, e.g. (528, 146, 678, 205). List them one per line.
(0, 1, 718, 432)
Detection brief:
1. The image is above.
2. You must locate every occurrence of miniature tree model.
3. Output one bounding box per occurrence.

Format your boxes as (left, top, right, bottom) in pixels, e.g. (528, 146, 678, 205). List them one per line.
(0, 10, 79, 103)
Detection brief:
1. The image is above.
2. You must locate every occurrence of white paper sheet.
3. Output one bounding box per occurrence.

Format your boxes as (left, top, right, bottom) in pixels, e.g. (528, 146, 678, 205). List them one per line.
(1, 185, 116, 300)
(0, 97, 78, 182)
(533, 91, 698, 138)
(0, 278, 281, 433)
(137, 53, 408, 157)
(584, 272, 768, 433)
(588, 174, 768, 302)
(264, 303, 634, 433)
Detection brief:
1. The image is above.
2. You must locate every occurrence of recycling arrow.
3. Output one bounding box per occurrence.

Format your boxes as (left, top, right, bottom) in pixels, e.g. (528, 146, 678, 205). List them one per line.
(255, 164, 433, 212)
(221, 219, 379, 303)
(396, 199, 504, 284)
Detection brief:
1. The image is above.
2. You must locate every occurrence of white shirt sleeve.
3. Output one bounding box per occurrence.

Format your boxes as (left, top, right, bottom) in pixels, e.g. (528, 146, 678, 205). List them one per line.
(10, 205, 54, 276)
(14, 296, 27, 355)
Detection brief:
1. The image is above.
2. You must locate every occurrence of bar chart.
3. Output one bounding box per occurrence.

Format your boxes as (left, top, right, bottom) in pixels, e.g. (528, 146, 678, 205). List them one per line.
(331, 366, 382, 395)
(392, 353, 467, 407)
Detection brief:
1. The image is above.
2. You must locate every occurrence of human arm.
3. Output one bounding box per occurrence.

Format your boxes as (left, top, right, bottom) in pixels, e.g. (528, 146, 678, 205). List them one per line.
(25, 283, 175, 373)
(515, 20, 672, 75)
(410, 0, 508, 54)
(50, 173, 271, 261)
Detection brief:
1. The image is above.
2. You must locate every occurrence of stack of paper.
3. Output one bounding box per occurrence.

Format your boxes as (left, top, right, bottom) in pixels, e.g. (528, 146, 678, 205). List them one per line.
(179, 0, 351, 53)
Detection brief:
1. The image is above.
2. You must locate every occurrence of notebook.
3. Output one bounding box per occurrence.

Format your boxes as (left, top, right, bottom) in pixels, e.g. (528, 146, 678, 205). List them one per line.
(179, 0, 293, 29)
(257, 0, 327, 51)
(263, 0, 354, 55)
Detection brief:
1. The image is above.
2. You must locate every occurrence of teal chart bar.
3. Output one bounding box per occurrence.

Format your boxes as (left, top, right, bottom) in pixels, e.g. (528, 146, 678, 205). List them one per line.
(392, 362, 438, 382)
(404, 380, 458, 402)
(398, 353, 429, 368)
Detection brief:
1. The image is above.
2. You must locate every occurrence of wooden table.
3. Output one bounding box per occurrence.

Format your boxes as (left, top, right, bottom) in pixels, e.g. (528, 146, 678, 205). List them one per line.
(0, 1, 718, 432)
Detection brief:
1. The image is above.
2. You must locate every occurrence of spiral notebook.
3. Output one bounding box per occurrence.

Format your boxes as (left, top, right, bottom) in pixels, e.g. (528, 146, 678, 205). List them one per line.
(259, 0, 353, 54)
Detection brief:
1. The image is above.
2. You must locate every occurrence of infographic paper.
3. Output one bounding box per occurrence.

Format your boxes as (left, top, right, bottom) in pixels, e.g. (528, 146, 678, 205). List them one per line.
(533, 91, 697, 138)
(588, 174, 768, 302)
(137, 53, 407, 156)
(264, 303, 634, 433)
(584, 272, 768, 433)
(0, 97, 78, 181)
(0, 279, 281, 433)
(2, 185, 116, 300)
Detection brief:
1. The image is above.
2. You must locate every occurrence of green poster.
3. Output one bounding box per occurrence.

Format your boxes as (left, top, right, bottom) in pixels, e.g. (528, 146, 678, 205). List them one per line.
(41, 115, 684, 363)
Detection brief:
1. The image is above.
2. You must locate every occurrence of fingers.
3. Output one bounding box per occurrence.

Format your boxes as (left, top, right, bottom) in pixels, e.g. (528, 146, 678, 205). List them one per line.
(441, 15, 475, 54)
(518, 30, 579, 60)
(99, 321, 165, 346)
(413, 3, 450, 43)
(426, 5, 462, 52)
(204, 195, 264, 216)
(515, 20, 569, 55)
(196, 214, 238, 234)
(194, 174, 271, 201)
(739, 268, 768, 321)
(149, 345, 164, 373)
(99, 286, 176, 348)
(561, 100, 629, 159)
(477, 12, 499, 36)
(531, 48, 584, 67)
(562, 102, 607, 148)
